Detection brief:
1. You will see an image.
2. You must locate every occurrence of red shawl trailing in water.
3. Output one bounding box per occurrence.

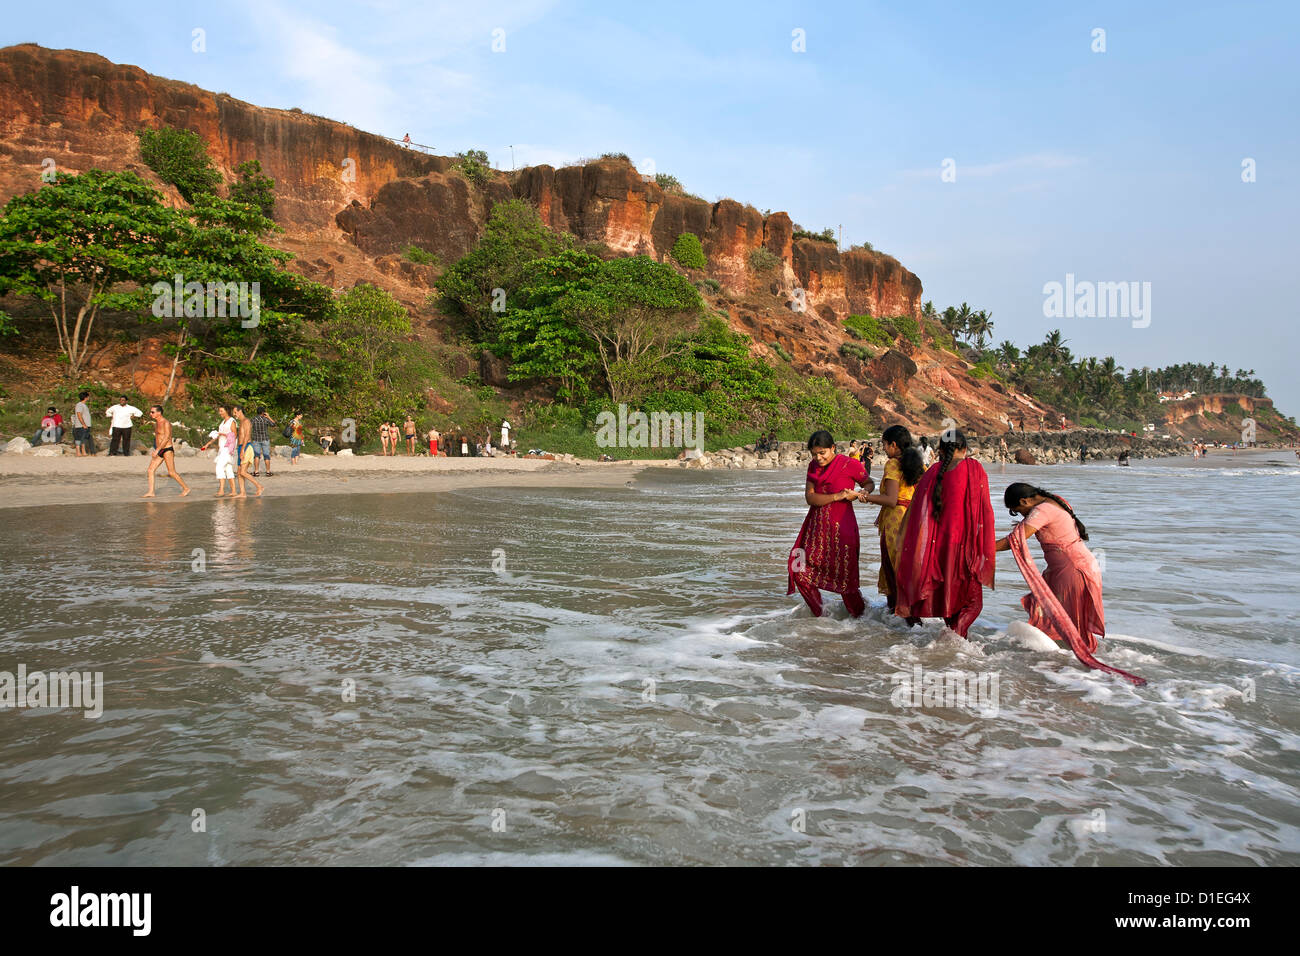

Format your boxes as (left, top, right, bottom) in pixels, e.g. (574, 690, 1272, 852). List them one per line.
(787, 453, 867, 597)
(894, 457, 995, 637)
(1008, 523, 1147, 686)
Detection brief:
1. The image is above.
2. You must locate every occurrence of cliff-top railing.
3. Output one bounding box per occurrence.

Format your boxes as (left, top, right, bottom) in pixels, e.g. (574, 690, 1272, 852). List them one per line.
(390, 137, 437, 154)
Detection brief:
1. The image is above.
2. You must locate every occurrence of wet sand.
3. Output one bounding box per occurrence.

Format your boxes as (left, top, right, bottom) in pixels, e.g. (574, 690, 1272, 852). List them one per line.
(0, 451, 654, 509)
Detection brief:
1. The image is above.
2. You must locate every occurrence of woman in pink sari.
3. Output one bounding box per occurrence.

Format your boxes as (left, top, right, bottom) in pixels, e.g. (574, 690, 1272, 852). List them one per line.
(787, 430, 875, 617)
(995, 483, 1146, 685)
(893, 429, 996, 637)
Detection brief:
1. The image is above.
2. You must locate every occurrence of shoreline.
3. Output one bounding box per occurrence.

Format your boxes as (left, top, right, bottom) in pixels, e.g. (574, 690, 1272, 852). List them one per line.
(0, 452, 652, 509)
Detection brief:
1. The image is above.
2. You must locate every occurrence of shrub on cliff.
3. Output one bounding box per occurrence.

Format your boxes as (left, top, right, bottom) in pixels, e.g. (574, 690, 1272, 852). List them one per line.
(840, 342, 875, 362)
(405, 245, 439, 266)
(454, 149, 492, 188)
(672, 233, 707, 270)
(136, 126, 223, 202)
(889, 314, 923, 347)
(655, 173, 683, 193)
(748, 246, 780, 272)
(228, 160, 276, 219)
(843, 315, 894, 348)
(792, 225, 836, 244)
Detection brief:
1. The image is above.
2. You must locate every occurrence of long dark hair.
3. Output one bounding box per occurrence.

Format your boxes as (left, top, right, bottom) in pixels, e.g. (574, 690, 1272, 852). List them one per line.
(1003, 481, 1089, 540)
(931, 429, 968, 517)
(881, 424, 924, 486)
(807, 430, 834, 451)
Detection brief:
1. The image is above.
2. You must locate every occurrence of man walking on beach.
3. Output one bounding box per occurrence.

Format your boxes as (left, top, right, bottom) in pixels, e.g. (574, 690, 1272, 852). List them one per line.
(142, 405, 191, 498)
(232, 406, 264, 498)
(106, 396, 142, 455)
(73, 391, 93, 457)
(250, 406, 275, 477)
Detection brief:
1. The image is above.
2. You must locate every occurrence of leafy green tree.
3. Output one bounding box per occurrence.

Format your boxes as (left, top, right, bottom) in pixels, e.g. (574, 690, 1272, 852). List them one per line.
(454, 149, 491, 188)
(562, 255, 703, 400)
(228, 159, 276, 218)
(0, 170, 180, 375)
(136, 126, 223, 202)
(327, 283, 412, 381)
(434, 199, 571, 342)
(671, 233, 707, 270)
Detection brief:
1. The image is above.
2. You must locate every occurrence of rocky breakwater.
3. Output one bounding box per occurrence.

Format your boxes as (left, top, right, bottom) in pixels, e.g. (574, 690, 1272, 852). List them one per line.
(959, 428, 1186, 465)
(674, 429, 1186, 471)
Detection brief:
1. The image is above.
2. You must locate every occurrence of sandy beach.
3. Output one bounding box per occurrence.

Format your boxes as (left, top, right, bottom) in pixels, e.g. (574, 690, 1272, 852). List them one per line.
(0, 451, 654, 509)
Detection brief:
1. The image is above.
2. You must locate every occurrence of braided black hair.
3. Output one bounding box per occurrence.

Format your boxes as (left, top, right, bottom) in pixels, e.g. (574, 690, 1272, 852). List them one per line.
(1003, 482, 1089, 540)
(931, 429, 967, 517)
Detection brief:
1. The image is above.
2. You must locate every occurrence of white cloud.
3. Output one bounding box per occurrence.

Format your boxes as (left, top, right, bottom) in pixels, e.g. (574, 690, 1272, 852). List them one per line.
(902, 152, 1086, 180)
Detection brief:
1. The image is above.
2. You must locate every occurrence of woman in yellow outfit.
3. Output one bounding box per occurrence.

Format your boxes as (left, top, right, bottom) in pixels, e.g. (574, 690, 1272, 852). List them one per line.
(856, 425, 925, 611)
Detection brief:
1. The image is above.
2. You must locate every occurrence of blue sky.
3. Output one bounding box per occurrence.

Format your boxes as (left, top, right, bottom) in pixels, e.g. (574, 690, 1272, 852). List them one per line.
(5, 0, 1298, 414)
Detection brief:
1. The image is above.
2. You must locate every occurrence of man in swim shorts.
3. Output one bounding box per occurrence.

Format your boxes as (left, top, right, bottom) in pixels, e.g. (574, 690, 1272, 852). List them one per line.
(142, 405, 192, 498)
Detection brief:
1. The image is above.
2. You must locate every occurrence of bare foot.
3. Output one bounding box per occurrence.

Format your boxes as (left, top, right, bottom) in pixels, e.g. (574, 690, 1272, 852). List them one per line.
(180, 488, 191, 497)
(141, 492, 155, 498)
(215, 492, 227, 497)
(234, 492, 246, 498)
(255, 487, 264, 497)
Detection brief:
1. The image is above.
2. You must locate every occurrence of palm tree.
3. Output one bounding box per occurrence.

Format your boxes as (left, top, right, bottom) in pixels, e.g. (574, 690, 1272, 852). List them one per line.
(967, 310, 993, 349)
(1041, 329, 1070, 366)
(921, 300, 937, 321)
(954, 302, 974, 342)
(995, 340, 1020, 369)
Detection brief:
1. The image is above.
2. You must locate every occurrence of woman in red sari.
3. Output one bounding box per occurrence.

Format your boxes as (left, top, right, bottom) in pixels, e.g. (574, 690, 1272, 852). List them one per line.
(893, 429, 996, 636)
(787, 430, 875, 617)
(995, 483, 1146, 685)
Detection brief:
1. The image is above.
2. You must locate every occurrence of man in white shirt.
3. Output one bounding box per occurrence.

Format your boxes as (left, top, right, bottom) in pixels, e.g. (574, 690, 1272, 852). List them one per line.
(501, 419, 511, 451)
(106, 395, 142, 456)
(73, 391, 93, 457)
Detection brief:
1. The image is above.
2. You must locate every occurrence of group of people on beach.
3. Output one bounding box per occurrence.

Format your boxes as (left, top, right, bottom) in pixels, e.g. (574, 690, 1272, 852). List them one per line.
(787, 426, 1145, 684)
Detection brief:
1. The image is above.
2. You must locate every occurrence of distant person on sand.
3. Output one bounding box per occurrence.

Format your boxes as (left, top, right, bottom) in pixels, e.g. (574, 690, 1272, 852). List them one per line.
(893, 429, 995, 637)
(33, 405, 64, 446)
(289, 414, 305, 465)
(858, 425, 924, 613)
(501, 419, 511, 450)
(319, 426, 334, 454)
(199, 405, 238, 496)
(1079, 443, 1088, 463)
(460, 432, 469, 457)
(233, 406, 264, 498)
(847, 440, 862, 461)
(918, 436, 934, 469)
(73, 391, 93, 456)
(786, 430, 875, 618)
(995, 483, 1144, 685)
(250, 406, 275, 476)
(106, 396, 142, 455)
(141, 405, 191, 498)
(378, 421, 391, 456)
(428, 426, 440, 456)
(405, 416, 417, 455)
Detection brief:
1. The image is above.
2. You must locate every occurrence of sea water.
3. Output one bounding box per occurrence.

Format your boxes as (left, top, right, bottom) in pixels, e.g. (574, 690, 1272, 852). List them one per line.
(0, 452, 1296, 865)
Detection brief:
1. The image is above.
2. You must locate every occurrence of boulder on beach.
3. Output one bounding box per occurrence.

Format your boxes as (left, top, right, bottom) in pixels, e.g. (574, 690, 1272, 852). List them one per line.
(336, 448, 354, 456)
(1014, 448, 1038, 465)
(3, 437, 32, 455)
(32, 445, 64, 457)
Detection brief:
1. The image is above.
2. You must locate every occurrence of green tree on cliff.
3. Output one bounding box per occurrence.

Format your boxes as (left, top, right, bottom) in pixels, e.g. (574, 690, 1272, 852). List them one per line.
(0, 170, 179, 376)
(434, 199, 572, 342)
(136, 126, 223, 202)
(228, 159, 276, 219)
(671, 233, 707, 270)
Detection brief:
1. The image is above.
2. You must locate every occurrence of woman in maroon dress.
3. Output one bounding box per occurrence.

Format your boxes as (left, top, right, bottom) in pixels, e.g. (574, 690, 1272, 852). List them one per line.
(893, 429, 996, 636)
(787, 431, 875, 617)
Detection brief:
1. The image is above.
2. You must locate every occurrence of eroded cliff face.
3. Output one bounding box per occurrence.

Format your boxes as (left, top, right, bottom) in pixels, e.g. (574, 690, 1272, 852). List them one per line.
(0, 43, 444, 231)
(0, 43, 1042, 432)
